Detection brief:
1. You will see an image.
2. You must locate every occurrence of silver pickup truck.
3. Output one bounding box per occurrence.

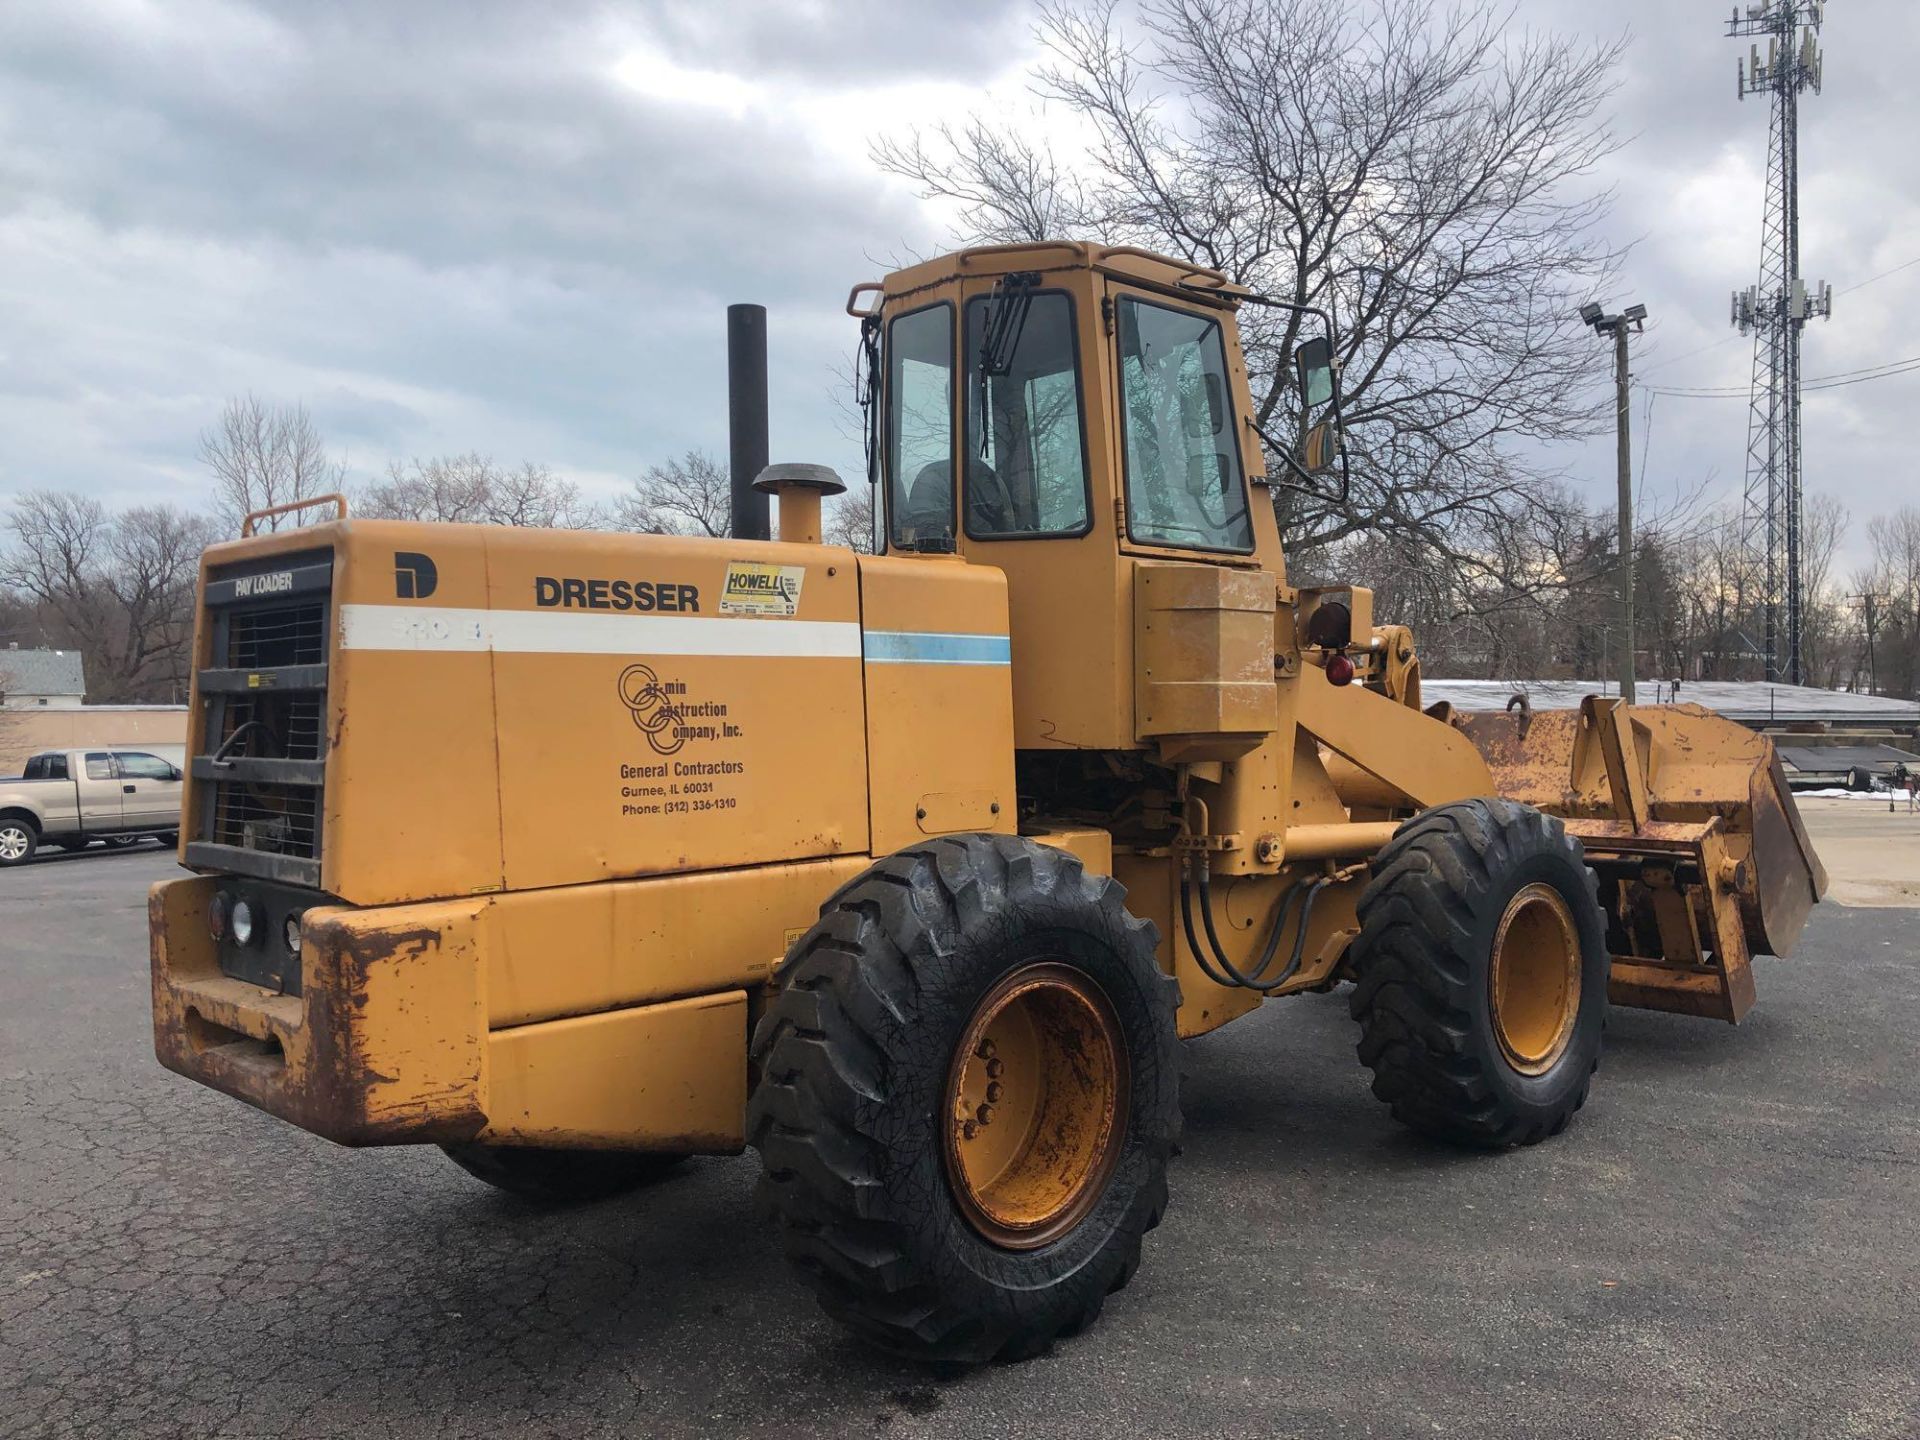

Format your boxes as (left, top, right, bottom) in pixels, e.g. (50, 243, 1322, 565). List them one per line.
(0, 747, 185, 866)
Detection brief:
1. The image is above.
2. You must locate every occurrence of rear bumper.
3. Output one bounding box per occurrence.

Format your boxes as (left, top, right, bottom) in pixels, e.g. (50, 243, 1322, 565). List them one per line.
(149, 876, 748, 1150)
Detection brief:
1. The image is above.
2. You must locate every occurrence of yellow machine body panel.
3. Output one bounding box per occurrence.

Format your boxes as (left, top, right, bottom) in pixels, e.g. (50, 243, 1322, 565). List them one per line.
(857, 554, 1017, 854)
(290, 521, 869, 904)
(1134, 563, 1279, 757)
(323, 524, 507, 903)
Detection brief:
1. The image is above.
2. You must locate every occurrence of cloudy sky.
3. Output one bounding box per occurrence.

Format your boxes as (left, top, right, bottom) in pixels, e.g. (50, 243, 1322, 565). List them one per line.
(1, 0, 1915, 568)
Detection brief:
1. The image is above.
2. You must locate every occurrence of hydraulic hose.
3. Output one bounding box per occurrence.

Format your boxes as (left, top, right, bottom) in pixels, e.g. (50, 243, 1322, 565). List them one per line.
(1179, 854, 1335, 994)
(1198, 860, 1298, 989)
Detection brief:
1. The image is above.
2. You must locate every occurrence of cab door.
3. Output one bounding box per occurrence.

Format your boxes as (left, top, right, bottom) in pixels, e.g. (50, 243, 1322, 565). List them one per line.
(1103, 283, 1261, 561)
(76, 752, 124, 831)
(113, 751, 182, 829)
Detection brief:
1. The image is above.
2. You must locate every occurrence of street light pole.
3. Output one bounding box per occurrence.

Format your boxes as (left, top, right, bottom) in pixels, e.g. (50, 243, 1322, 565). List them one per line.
(1613, 321, 1634, 705)
(1580, 300, 1648, 705)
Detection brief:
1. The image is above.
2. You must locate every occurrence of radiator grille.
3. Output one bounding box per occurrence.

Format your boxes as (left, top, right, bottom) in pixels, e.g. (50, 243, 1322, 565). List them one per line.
(190, 550, 334, 887)
(210, 782, 321, 856)
(218, 694, 325, 761)
(227, 600, 328, 669)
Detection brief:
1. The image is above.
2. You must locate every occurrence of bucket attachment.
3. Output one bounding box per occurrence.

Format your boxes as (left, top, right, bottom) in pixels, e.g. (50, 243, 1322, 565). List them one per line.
(1460, 698, 1827, 1023)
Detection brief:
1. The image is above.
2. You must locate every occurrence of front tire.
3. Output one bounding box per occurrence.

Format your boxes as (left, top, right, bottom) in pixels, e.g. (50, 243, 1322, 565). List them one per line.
(439, 1144, 687, 1203)
(749, 834, 1180, 1364)
(1349, 799, 1608, 1148)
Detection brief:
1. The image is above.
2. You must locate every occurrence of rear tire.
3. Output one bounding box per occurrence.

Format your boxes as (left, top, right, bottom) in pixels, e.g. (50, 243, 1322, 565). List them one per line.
(439, 1144, 687, 1203)
(1349, 798, 1608, 1148)
(156, 830, 179, 848)
(0, 819, 37, 867)
(749, 833, 1180, 1364)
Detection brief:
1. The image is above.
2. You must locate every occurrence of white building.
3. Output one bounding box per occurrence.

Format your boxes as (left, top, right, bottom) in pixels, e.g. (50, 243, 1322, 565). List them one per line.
(0, 647, 86, 709)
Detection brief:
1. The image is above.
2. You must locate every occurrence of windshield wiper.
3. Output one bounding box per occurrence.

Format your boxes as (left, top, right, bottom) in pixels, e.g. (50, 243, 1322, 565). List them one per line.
(975, 271, 1040, 458)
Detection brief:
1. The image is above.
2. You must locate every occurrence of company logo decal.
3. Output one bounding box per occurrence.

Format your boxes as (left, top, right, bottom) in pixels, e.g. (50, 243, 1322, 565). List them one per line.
(535, 576, 699, 612)
(617, 663, 741, 757)
(720, 561, 805, 617)
(395, 552, 438, 599)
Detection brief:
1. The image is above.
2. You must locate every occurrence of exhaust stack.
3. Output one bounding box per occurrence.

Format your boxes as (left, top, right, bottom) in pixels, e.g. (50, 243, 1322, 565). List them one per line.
(754, 463, 846, 546)
(727, 302, 771, 542)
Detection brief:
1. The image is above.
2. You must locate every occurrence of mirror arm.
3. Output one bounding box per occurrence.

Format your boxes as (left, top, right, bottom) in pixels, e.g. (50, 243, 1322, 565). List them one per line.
(1251, 418, 1348, 505)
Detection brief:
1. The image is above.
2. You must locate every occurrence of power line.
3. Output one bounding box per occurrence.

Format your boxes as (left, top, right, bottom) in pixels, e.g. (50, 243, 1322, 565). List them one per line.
(1639, 334, 1740, 375)
(1640, 352, 1920, 398)
(1838, 254, 1920, 295)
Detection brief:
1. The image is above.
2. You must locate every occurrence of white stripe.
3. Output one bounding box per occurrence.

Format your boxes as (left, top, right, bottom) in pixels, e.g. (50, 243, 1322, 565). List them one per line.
(338, 604, 862, 659)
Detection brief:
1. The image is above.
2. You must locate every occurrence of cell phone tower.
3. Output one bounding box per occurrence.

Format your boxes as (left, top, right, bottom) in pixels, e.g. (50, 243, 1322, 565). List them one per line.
(1729, 2, 1832, 686)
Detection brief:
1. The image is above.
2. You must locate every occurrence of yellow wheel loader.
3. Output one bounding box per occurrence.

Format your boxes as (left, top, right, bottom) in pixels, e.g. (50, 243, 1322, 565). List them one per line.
(148, 241, 1826, 1363)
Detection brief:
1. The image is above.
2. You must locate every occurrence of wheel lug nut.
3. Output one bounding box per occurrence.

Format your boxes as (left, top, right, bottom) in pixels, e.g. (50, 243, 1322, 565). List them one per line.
(986, 1082, 1003, 1103)
(962, 1120, 978, 1140)
(976, 1039, 996, 1060)
(985, 1058, 1004, 1079)
(976, 1104, 992, 1125)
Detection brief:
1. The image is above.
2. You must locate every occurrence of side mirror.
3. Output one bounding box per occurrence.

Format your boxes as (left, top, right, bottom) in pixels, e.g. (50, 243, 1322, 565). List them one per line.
(1294, 336, 1335, 409)
(1301, 421, 1336, 474)
(169, 765, 183, 781)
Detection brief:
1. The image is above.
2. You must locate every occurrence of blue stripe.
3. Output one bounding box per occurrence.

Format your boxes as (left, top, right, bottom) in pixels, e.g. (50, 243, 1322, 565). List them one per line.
(864, 630, 1012, 665)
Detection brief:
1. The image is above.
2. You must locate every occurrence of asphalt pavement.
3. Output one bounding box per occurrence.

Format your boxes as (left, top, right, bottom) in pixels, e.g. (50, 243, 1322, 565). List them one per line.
(2, 847, 1916, 1439)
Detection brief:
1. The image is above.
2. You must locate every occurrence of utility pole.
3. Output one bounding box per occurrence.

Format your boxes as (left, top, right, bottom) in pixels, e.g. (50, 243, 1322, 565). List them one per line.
(1580, 300, 1648, 703)
(1849, 591, 1883, 693)
(1729, 1, 1832, 686)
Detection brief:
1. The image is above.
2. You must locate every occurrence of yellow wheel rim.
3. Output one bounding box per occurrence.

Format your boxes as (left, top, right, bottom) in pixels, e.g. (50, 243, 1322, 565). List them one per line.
(941, 962, 1127, 1250)
(1488, 883, 1582, 1076)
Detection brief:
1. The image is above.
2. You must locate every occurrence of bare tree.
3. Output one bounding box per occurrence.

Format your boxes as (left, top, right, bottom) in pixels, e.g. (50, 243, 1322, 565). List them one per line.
(876, 0, 1626, 585)
(1854, 506, 1920, 700)
(357, 454, 603, 529)
(0, 491, 214, 702)
(612, 451, 732, 537)
(480, 462, 603, 529)
(824, 485, 877, 553)
(199, 394, 344, 534)
(1798, 492, 1849, 686)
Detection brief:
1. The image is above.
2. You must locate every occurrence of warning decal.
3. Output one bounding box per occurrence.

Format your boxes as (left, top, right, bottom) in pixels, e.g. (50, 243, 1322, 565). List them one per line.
(720, 561, 806, 616)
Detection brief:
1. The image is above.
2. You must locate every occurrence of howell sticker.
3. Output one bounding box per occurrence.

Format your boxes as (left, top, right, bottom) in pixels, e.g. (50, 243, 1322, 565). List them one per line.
(720, 561, 805, 617)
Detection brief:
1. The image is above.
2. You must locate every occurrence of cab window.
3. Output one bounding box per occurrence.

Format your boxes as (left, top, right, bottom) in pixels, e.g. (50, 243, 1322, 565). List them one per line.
(886, 303, 956, 552)
(115, 752, 175, 780)
(84, 753, 113, 780)
(23, 754, 67, 781)
(963, 292, 1091, 538)
(1116, 297, 1254, 552)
